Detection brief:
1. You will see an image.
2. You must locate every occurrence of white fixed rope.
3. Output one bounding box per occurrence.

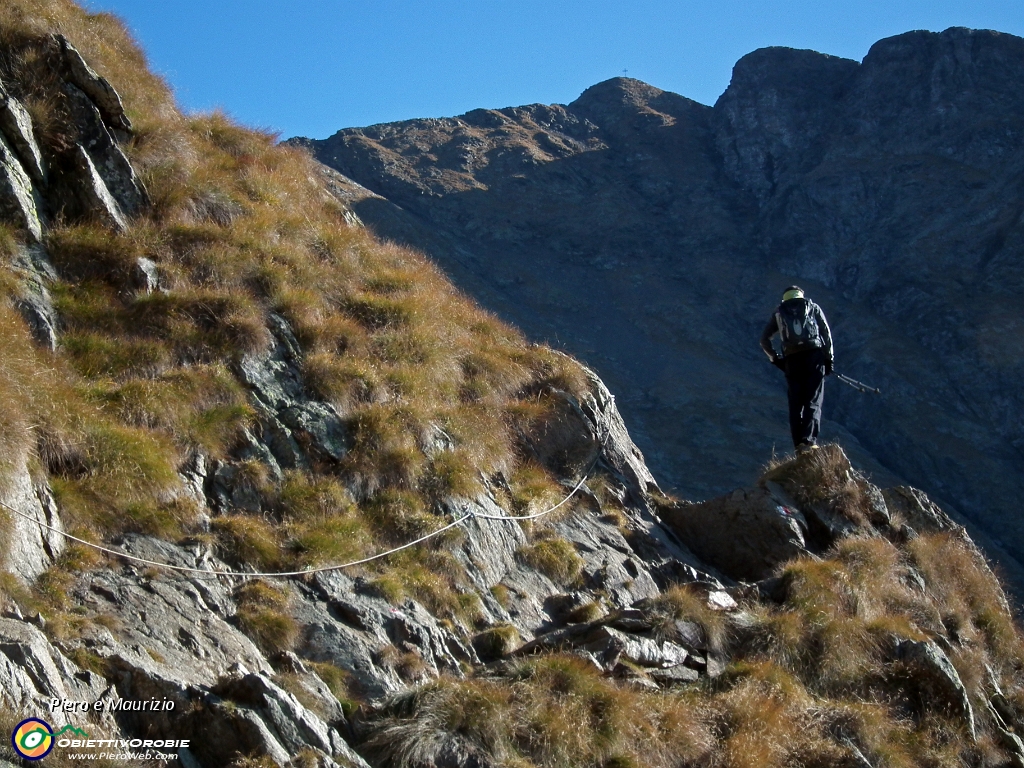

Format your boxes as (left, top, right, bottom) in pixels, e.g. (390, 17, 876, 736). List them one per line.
(0, 449, 602, 579)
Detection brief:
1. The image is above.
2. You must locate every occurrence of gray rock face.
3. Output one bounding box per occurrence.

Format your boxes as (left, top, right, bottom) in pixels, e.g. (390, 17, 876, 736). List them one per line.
(883, 486, 957, 533)
(61, 82, 148, 216)
(301, 570, 475, 699)
(1, 458, 64, 583)
(0, 131, 42, 241)
(714, 47, 859, 203)
(0, 78, 46, 184)
(0, 618, 111, 729)
(56, 35, 133, 134)
(10, 244, 59, 350)
(898, 639, 976, 740)
(210, 671, 370, 768)
(296, 26, 1024, 595)
(66, 143, 128, 230)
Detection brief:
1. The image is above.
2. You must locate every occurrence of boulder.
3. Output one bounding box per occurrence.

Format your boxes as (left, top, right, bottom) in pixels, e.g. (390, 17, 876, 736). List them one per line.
(649, 664, 700, 686)
(761, 478, 859, 549)
(659, 486, 808, 582)
(582, 625, 689, 669)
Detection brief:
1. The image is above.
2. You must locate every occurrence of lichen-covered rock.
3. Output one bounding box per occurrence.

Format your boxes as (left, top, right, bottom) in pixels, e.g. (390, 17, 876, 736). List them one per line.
(0, 132, 42, 241)
(62, 83, 148, 216)
(66, 143, 128, 230)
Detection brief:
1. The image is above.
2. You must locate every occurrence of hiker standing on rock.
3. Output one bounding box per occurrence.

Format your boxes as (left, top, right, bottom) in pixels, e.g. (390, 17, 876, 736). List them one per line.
(760, 286, 834, 452)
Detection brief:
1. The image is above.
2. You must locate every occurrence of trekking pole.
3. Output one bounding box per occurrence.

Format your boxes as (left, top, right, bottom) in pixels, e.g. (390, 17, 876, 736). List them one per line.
(835, 373, 881, 394)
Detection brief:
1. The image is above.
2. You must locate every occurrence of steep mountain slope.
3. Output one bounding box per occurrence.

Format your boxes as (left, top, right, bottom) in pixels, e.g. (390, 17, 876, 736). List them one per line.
(295, 28, 1024, 590)
(2, 5, 1024, 767)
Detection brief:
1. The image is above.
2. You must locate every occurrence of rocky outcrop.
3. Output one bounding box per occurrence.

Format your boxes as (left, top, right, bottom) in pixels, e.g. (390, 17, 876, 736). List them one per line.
(1, 458, 64, 583)
(0, 618, 112, 730)
(67, 143, 128, 231)
(62, 81, 147, 218)
(56, 35, 133, 135)
(0, 301, 729, 765)
(0, 385, 1002, 766)
(0, 35, 150, 351)
(296, 27, 1024, 596)
(0, 79, 46, 185)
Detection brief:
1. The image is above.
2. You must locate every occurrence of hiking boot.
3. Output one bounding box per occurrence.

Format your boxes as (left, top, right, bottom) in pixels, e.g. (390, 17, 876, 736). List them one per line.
(796, 442, 819, 454)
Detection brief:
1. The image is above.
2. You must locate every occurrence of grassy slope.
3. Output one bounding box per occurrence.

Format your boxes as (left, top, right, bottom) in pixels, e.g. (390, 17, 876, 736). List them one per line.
(0, 0, 581, 620)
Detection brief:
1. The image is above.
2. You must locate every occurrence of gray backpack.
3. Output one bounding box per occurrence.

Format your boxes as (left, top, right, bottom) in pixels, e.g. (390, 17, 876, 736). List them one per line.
(776, 299, 822, 355)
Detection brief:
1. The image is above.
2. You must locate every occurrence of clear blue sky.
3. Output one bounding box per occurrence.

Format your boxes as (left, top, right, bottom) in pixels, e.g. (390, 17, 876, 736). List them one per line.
(84, 0, 1024, 140)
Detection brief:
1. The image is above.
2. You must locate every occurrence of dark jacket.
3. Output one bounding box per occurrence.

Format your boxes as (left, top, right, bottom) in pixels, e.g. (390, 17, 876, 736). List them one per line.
(760, 297, 833, 363)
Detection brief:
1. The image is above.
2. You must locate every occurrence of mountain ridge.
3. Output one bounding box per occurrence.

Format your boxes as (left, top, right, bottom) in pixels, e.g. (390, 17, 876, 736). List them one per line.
(293, 25, 1024, 594)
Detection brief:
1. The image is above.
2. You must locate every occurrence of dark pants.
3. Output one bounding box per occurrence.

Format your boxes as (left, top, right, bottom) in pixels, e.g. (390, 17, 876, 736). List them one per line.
(784, 348, 826, 448)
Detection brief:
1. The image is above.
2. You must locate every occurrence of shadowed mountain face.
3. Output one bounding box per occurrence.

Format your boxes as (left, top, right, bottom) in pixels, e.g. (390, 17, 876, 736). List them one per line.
(293, 27, 1024, 589)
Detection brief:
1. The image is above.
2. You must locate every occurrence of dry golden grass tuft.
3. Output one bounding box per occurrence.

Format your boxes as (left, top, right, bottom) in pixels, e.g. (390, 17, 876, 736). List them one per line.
(761, 443, 872, 527)
(234, 579, 298, 654)
(646, 584, 730, 654)
(518, 533, 584, 587)
(363, 654, 714, 768)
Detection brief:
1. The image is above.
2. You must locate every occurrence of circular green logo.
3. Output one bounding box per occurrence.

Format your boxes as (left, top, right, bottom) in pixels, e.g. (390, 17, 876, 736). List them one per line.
(12, 718, 54, 760)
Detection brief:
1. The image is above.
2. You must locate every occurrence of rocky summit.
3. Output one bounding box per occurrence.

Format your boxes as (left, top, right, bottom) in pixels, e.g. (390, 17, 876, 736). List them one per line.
(294, 27, 1024, 593)
(2, 5, 1024, 767)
